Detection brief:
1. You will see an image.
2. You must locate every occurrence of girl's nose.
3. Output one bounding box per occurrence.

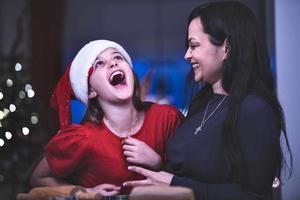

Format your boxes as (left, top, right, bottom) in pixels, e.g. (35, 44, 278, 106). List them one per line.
(110, 59, 117, 68)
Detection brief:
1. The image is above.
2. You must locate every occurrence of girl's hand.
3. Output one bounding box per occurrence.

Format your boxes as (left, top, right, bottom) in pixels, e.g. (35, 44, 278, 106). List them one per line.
(123, 166, 174, 187)
(86, 184, 120, 196)
(122, 137, 162, 170)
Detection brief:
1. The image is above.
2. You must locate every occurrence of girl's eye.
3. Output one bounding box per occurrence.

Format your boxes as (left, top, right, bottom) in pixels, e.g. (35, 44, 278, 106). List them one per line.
(94, 60, 104, 68)
(114, 55, 123, 60)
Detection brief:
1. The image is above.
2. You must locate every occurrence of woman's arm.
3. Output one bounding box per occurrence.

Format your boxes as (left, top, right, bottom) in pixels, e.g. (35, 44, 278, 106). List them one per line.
(123, 164, 274, 200)
(123, 166, 244, 199)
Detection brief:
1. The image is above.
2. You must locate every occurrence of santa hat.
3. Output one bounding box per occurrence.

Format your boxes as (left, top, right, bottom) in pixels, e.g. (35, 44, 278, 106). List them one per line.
(50, 40, 133, 129)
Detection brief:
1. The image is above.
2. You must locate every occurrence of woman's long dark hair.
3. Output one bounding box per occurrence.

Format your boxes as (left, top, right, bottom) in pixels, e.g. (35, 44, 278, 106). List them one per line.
(81, 70, 144, 124)
(185, 1, 292, 180)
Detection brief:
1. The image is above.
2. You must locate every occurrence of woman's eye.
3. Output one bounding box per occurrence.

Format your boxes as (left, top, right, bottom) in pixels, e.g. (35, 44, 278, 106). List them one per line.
(189, 44, 199, 50)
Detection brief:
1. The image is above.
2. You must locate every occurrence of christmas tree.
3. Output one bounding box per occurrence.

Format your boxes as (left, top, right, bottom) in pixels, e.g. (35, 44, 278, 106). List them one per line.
(0, 60, 42, 193)
(0, 2, 46, 198)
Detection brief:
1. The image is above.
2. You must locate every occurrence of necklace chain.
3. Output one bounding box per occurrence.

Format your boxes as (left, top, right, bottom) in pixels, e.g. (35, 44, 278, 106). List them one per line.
(104, 114, 140, 136)
(194, 95, 227, 135)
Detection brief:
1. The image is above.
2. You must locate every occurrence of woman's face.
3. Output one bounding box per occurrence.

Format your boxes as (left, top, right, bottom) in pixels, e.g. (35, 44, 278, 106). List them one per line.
(88, 48, 134, 104)
(184, 17, 227, 84)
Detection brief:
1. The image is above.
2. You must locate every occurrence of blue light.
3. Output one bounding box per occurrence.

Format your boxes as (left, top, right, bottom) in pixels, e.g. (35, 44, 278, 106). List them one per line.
(71, 100, 86, 124)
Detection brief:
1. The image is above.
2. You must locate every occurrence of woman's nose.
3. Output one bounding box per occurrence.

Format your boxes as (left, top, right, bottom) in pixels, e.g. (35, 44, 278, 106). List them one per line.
(184, 49, 191, 61)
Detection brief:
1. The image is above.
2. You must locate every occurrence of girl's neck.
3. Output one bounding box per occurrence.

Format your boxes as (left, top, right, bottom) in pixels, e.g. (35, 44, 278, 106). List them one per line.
(101, 101, 144, 137)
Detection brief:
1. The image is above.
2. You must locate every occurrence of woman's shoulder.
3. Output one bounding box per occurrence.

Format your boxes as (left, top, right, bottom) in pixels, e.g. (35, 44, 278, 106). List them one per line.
(238, 95, 280, 149)
(241, 94, 273, 112)
(240, 94, 276, 122)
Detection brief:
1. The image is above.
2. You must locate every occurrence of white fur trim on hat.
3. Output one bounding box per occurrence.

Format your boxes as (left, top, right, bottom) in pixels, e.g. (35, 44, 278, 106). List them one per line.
(70, 40, 133, 105)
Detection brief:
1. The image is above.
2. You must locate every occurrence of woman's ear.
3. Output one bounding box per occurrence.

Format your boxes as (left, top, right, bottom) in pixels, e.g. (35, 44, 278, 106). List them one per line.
(88, 88, 97, 99)
(224, 39, 231, 59)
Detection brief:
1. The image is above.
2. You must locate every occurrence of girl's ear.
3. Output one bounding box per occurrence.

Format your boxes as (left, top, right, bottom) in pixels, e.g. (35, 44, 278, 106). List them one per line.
(88, 88, 97, 99)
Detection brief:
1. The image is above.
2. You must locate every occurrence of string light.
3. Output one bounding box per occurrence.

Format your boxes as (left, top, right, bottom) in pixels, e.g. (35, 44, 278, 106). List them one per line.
(0, 139, 4, 147)
(22, 127, 30, 135)
(25, 84, 32, 92)
(6, 79, 13, 87)
(31, 115, 38, 124)
(27, 89, 35, 98)
(0, 109, 9, 120)
(9, 104, 16, 112)
(3, 108, 9, 116)
(0, 111, 4, 120)
(5, 132, 12, 140)
(19, 91, 26, 99)
(15, 63, 22, 71)
(0, 92, 3, 100)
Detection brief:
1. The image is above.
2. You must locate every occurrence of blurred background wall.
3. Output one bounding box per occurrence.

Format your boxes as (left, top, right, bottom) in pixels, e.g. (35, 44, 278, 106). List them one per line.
(0, 0, 299, 199)
(275, 1, 300, 200)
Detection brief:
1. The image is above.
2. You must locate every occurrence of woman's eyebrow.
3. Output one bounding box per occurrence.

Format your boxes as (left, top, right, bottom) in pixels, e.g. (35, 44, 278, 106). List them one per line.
(188, 38, 196, 43)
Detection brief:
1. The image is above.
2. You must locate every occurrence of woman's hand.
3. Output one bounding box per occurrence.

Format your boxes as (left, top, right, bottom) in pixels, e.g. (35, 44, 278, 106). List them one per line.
(123, 166, 174, 187)
(86, 184, 120, 196)
(122, 137, 162, 170)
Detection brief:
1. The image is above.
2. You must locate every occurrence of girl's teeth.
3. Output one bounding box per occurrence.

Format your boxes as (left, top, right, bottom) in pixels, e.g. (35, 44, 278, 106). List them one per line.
(110, 71, 124, 82)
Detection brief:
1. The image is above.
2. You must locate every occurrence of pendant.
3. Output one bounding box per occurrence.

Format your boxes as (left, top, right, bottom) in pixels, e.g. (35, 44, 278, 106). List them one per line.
(194, 124, 203, 135)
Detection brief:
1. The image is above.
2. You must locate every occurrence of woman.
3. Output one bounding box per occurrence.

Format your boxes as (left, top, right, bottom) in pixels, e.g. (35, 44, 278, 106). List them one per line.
(123, 2, 292, 200)
(30, 40, 183, 196)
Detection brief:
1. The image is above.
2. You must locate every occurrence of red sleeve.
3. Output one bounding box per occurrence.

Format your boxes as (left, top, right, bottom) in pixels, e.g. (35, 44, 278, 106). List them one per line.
(45, 125, 89, 178)
(165, 106, 184, 140)
(161, 105, 184, 160)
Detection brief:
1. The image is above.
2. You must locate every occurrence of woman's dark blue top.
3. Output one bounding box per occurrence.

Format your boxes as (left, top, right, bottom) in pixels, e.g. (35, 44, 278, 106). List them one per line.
(166, 94, 281, 200)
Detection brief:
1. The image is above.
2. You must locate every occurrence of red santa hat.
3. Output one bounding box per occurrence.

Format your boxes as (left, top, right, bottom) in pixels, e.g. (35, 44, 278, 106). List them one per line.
(50, 40, 133, 129)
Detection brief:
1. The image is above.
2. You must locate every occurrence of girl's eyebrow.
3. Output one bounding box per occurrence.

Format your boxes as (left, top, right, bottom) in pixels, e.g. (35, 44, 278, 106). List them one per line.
(95, 51, 122, 60)
(112, 51, 122, 55)
(95, 56, 102, 60)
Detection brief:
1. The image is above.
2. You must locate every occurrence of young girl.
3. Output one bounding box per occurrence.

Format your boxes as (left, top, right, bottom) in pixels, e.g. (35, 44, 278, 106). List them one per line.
(30, 40, 183, 196)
